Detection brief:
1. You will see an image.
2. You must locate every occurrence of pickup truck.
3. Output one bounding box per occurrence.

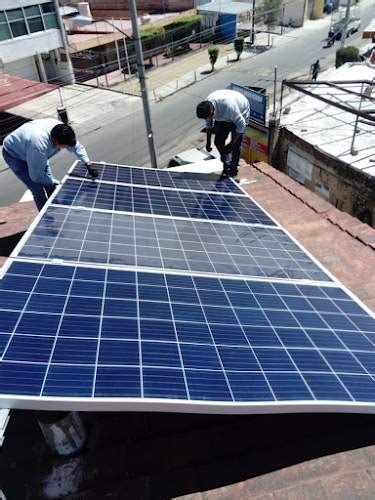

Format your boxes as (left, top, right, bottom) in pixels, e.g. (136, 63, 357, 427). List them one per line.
(327, 17, 360, 44)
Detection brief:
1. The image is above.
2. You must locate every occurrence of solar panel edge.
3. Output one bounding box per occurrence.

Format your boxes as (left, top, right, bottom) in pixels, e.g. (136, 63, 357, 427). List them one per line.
(2, 395, 375, 414)
(68, 162, 245, 196)
(67, 175, 248, 198)
(3, 256, 339, 289)
(1, 260, 375, 412)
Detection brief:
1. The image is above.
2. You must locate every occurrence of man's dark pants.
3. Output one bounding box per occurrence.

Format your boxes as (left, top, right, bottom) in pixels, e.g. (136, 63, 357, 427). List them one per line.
(213, 121, 243, 176)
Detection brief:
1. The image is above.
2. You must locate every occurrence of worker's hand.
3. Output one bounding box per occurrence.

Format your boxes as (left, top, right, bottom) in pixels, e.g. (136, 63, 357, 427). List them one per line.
(86, 163, 98, 179)
(206, 143, 212, 153)
(223, 143, 233, 155)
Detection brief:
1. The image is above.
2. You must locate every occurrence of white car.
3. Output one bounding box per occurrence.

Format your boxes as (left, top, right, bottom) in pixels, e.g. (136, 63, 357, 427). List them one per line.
(168, 148, 216, 168)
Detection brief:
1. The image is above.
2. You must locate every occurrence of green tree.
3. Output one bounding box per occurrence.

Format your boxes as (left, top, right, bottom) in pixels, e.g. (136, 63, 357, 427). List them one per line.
(208, 46, 220, 71)
(335, 46, 360, 68)
(234, 37, 245, 61)
(257, 0, 282, 27)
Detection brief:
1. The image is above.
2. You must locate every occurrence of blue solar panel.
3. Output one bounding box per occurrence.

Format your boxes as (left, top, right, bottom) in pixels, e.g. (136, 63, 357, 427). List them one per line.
(1, 261, 374, 408)
(70, 162, 242, 194)
(53, 178, 276, 226)
(18, 206, 330, 282)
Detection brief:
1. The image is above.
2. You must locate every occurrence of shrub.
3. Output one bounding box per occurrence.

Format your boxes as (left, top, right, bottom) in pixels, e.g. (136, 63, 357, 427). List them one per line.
(335, 46, 360, 68)
(234, 37, 244, 61)
(208, 46, 220, 71)
(165, 14, 202, 43)
(140, 26, 165, 51)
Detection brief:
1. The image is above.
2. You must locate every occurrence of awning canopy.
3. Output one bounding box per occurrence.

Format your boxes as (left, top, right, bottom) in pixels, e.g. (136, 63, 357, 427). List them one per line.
(0, 73, 56, 112)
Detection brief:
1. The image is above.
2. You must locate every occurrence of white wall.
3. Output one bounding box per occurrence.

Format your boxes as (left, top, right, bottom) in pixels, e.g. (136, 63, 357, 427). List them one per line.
(0, 29, 63, 64)
(282, 1, 304, 27)
(4, 56, 39, 80)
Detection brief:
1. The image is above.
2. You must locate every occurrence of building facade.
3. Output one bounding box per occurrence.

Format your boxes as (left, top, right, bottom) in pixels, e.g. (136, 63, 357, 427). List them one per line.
(64, 0, 194, 15)
(275, 128, 375, 227)
(0, 0, 73, 83)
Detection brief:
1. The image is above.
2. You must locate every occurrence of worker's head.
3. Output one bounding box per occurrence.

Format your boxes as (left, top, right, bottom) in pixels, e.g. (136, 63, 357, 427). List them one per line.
(196, 101, 214, 119)
(51, 124, 77, 149)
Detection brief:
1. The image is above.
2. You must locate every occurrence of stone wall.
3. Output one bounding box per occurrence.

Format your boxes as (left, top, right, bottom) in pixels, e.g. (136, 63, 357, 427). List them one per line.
(274, 127, 375, 227)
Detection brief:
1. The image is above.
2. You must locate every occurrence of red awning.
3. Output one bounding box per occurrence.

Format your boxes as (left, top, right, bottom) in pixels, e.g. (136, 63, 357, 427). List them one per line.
(0, 73, 57, 112)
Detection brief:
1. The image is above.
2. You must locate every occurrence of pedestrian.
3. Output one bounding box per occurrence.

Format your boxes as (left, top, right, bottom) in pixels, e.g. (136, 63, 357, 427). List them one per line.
(311, 59, 320, 81)
(2, 119, 97, 211)
(196, 89, 250, 178)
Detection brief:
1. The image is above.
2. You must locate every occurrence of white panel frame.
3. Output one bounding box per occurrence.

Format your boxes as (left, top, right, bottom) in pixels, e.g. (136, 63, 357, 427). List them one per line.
(1, 160, 375, 413)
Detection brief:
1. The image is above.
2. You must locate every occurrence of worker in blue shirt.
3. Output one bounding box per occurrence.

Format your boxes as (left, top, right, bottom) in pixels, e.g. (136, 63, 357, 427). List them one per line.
(2, 119, 97, 210)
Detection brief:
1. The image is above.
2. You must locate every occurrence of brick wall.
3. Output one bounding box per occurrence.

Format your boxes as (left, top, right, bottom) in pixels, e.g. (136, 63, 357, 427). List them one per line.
(275, 127, 375, 227)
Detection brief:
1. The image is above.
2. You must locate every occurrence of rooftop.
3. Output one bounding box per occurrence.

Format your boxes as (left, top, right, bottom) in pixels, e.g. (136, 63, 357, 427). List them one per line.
(363, 18, 375, 38)
(0, 73, 56, 113)
(1, 160, 375, 498)
(197, 1, 251, 15)
(281, 62, 375, 177)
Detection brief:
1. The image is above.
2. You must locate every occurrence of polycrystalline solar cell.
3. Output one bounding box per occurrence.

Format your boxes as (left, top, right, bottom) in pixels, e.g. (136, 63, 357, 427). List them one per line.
(53, 178, 275, 226)
(19, 206, 330, 282)
(70, 162, 242, 194)
(0, 261, 374, 407)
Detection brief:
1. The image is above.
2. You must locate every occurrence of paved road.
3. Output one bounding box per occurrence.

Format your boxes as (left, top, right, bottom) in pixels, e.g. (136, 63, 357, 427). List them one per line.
(1, 3, 374, 207)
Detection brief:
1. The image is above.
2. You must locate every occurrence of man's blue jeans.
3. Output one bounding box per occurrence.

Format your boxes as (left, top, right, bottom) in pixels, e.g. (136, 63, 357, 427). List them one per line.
(2, 148, 47, 211)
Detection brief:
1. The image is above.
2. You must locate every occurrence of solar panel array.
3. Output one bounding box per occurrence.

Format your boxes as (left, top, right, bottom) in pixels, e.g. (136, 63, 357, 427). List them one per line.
(1, 161, 374, 412)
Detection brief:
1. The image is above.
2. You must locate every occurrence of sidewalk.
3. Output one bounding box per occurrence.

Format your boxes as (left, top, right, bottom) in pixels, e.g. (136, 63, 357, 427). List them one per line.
(112, 34, 276, 101)
(108, 17, 332, 101)
(5, 84, 141, 128)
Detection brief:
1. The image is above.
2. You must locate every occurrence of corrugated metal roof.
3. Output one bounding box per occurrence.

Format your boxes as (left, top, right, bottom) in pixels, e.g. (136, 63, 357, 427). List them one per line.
(198, 1, 250, 15)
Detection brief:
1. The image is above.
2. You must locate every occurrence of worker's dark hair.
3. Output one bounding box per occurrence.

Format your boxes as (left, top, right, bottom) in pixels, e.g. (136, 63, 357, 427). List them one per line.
(196, 101, 213, 119)
(51, 124, 76, 147)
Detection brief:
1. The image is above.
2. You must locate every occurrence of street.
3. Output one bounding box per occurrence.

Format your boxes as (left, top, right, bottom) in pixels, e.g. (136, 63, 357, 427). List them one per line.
(1, 1, 374, 207)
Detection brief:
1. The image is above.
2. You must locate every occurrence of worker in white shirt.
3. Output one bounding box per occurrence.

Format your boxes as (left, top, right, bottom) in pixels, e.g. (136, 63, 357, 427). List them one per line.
(196, 89, 250, 178)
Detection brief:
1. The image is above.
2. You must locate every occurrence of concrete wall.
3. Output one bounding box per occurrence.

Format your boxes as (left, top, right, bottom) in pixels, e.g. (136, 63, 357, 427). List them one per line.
(0, 29, 63, 64)
(3, 57, 40, 81)
(281, 1, 304, 27)
(275, 127, 375, 227)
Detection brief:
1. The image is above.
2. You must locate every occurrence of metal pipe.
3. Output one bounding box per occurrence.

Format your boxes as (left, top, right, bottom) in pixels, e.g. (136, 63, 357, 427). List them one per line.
(279, 80, 285, 121)
(52, 0, 75, 84)
(251, 0, 255, 45)
(128, 0, 158, 168)
(340, 0, 352, 49)
(115, 39, 121, 71)
(350, 82, 364, 155)
(283, 81, 375, 122)
(123, 38, 131, 77)
(273, 66, 277, 117)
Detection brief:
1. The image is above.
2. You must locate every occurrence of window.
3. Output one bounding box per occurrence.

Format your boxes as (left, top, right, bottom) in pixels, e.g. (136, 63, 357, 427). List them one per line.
(25, 4, 44, 33)
(43, 13, 58, 29)
(0, 11, 10, 41)
(24, 6, 41, 17)
(6, 9, 23, 21)
(10, 20, 28, 37)
(0, 3, 58, 42)
(41, 3, 55, 14)
(28, 16, 44, 32)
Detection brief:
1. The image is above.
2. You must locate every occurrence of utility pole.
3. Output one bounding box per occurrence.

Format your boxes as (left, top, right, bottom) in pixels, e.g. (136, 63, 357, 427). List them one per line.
(250, 0, 256, 45)
(340, 0, 352, 49)
(53, 0, 75, 84)
(128, 0, 158, 168)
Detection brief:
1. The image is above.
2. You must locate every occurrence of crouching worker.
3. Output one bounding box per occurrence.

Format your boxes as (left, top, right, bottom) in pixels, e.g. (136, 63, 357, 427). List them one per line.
(196, 89, 250, 178)
(2, 119, 97, 211)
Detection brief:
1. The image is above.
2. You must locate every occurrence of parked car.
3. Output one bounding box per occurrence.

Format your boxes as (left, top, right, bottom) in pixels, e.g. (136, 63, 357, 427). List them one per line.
(328, 17, 360, 44)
